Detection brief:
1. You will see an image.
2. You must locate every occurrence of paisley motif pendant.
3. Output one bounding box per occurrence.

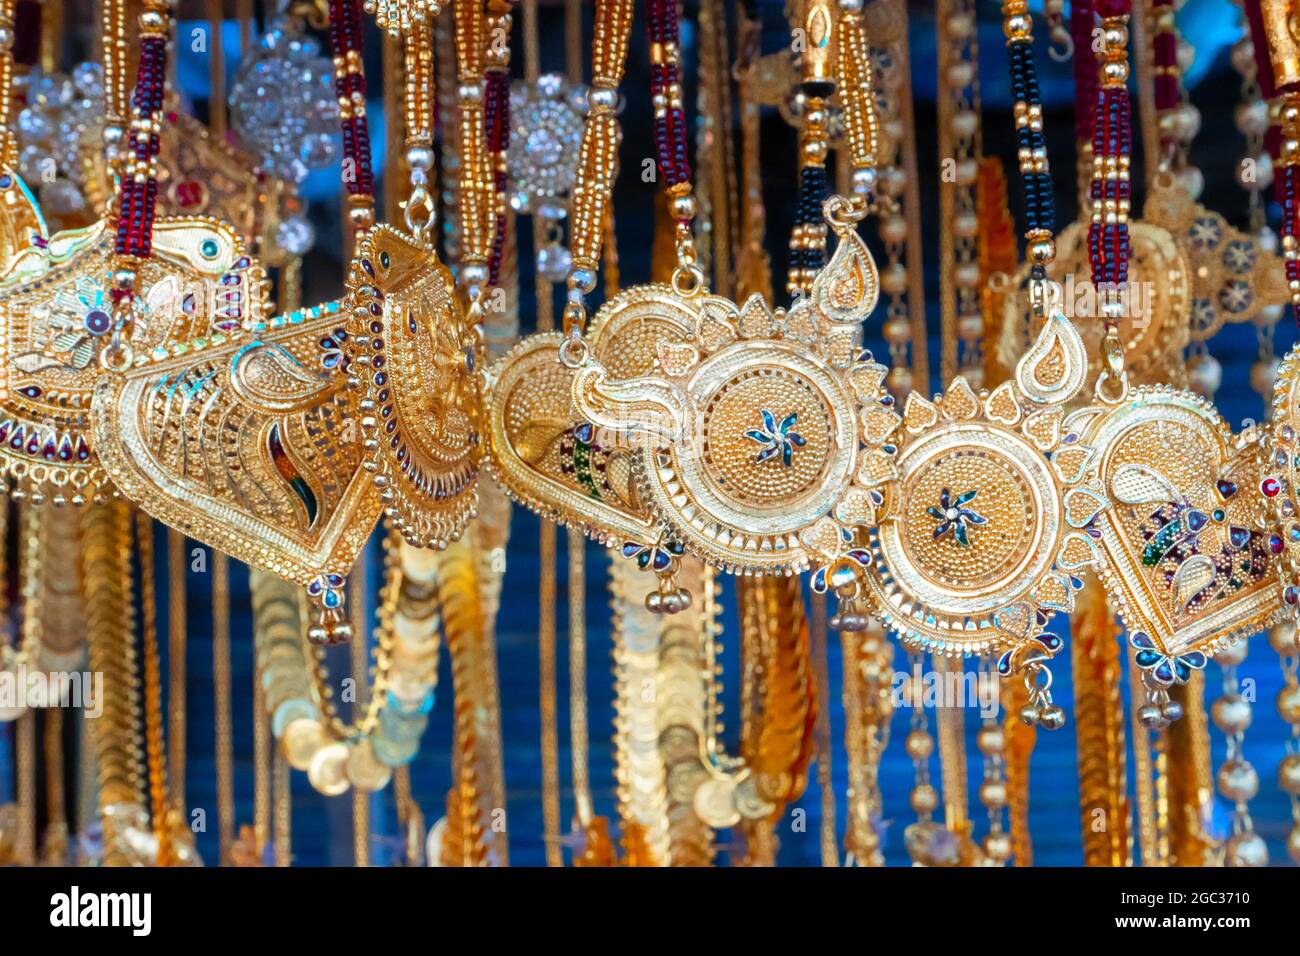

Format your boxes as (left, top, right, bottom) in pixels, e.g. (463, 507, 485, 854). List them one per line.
(571, 216, 890, 575)
(344, 225, 480, 549)
(842, 310, 1103, 660)
(1068, 386, 1279, 682)
(484, 331, 657, 549)
(1000, 220, 1191, 389)
(485, 284, 712, 552)
(91, 298, 380, 643)
(0, 213, 267, 501)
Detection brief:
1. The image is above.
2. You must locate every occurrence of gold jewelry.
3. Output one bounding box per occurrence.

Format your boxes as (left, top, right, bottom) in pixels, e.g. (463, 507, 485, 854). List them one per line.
(573, 207, 889, 578)
(344, 9, 482, 551)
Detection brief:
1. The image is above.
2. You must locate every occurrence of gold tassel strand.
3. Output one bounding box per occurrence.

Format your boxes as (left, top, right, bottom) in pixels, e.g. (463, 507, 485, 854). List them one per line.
(135, 513, 175, 866)
(80, 501, 144, 866)
(436, 533, 502, 866)
(1070, 578, 1131, 866)
(1165, 674, 1214, 865)
(1001, 674, 1036, 866)
(841, 620, 892, 866)
(166, 530, 187, 810)
(212, 551, 235, 864)
(351, 559, 370, 866)
(12, 504, 43, 865)
(809, 591, 838, 867)
(609, 557, 671, 866)
(42, 708, 67, 864)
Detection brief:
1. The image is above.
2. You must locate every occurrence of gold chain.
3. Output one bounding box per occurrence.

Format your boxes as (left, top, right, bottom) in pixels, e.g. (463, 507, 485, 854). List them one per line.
(212, 552, 235, 865)
(136, 512, 175, 866)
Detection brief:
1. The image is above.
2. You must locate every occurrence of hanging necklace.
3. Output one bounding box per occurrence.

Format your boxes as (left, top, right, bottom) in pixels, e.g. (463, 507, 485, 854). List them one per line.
(90, 0, 387, 643)
(344, 0, 480, 550)
(802, 2, 1096, 736)
(1065, 1, 1280, 728)
(0, 0, 268, 505)
(566, 0, 892, 602)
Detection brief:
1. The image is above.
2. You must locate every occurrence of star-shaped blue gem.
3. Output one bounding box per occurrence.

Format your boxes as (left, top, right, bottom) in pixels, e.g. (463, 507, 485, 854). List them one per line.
(745, 409, 805, 467)
(927, 487, 987, 546)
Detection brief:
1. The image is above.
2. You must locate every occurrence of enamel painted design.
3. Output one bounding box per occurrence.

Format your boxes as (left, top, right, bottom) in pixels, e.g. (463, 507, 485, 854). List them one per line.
(849, 310, 1102, 657)
(0, 214, 267, 499)
(91, 298, 380, 594)
(571, 220, 890, 574)
(1070, 386, 1279, 672)
(1267, 344, 1300, 617)
(345, 224, 480, 549)
(482, 285, 700, 548)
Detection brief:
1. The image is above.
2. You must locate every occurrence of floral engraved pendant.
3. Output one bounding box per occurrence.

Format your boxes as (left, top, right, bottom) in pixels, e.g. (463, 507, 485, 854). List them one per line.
(1069, 386, 1279, 680)
(345, 225, 480, 549)
(1, 214, 267, 501)
(92, 295, 380, 643)
(571, 215, 889, 574)
(483, 285, 700, 548)
(842, 309, 1102, 658)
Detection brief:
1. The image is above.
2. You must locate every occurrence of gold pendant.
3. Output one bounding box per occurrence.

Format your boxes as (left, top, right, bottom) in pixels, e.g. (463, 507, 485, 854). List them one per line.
(1068, 386, 1279, 685)
(483, 285, 700, 546)
(848, 309, 1102, 663)
(1000, 220, 1191, 389)
(1267, 344, 1300, 613)
(344, 224, 480, 549)
(1143, 175, 1288, 343)
(571, 206, 889, 576)
(91, 295, 379, 642)
(0, 213, 267, 502)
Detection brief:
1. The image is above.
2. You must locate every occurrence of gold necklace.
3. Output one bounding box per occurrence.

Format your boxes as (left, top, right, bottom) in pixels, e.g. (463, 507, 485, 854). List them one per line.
(0, 0, 271, 505)
(93, 0, 454, 643)
(561, 2, 892, 600)
(1064, 6, 1280, 730)
(346, 2, 481, 550)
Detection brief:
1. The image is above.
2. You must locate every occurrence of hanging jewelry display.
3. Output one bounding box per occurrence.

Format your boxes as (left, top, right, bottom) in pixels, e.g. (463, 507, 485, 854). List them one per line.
(1069, 2, 1280, 726)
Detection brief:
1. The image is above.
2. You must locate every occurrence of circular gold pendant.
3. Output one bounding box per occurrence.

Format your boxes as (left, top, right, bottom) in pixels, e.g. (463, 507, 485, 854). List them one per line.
(572, 219, 890, 574)
(850, 312, 1102, 657)
(345, 224, 480, 549)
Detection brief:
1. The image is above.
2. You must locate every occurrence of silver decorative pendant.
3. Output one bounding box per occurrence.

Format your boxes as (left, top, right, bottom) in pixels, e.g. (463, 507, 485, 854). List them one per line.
(229, 21, 340, 186)
(509, 74, 587, 282)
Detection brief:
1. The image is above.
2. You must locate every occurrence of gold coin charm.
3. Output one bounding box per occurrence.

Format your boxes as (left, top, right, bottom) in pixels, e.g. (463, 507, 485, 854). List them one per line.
(843, 310, 1103, 658)
(573, 211, 889, 574)
(1, 215, 268, 501)
(1070, 386, 1280, 683)
(345, 224, 480, 549)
